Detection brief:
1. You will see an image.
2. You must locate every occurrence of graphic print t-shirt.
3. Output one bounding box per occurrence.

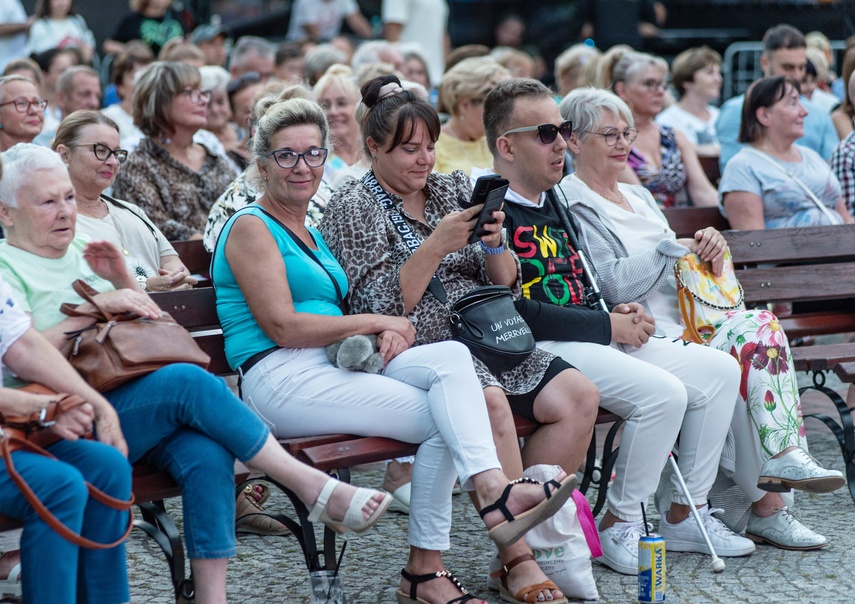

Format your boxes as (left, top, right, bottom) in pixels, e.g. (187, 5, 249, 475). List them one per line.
(502, 197, 586, 307)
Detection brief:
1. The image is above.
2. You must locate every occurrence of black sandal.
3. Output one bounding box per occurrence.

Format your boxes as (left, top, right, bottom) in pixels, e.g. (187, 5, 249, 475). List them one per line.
(479, 474, 577, 548)
(395, 569, 477, 604)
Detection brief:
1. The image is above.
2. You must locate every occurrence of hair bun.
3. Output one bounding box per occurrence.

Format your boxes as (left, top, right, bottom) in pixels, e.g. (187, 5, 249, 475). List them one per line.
(360, 74, 403, 109)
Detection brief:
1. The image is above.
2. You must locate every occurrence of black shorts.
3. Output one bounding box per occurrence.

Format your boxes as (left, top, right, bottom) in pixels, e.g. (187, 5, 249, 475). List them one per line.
(506, 356, 575, 423)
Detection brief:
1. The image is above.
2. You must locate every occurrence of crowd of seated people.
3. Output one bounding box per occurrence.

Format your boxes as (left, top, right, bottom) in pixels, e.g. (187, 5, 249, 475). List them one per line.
(0, 2, 853, 601)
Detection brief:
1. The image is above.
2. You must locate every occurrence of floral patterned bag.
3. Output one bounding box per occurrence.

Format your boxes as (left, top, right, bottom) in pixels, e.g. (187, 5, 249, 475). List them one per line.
(675, 249, 745, 344)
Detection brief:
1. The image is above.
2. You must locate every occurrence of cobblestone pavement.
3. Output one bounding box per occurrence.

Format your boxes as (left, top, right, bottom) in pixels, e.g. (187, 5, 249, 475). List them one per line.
(119, 370, 855, 603)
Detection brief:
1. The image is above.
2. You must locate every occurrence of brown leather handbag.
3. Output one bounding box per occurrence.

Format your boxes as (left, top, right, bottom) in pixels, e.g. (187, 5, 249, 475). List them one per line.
(61, 279, 210, 392)
(0, 384, 134, 549)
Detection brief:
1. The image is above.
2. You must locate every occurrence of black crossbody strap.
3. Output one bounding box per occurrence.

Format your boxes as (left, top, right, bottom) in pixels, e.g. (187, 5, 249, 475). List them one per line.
(360, 170, 448, 304)
(545, 188, 608, 312)
(252, 206, 345, 306)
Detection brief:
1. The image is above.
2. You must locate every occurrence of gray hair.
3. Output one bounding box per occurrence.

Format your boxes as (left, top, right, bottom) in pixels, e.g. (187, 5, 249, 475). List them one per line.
(351, 40, 398, 69)
(0, 74, 36, 100)
(611, 51, 668, 90)
(200, 65, 231, 94)
(0, 143, 67, 208)
(230, 36, 276, 70)
(251, 98, 330, 190)
(304, 44, 348, 86)
(558, 87, 634, 158)
(57, 65, 99, 96)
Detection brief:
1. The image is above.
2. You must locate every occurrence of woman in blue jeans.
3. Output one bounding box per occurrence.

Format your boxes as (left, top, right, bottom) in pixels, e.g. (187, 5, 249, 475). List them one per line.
(0, 143, 395, 603)
(0, 272, 131, 603)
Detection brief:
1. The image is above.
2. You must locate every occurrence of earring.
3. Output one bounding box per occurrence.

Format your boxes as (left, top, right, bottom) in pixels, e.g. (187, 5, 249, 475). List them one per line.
(0, 123, 3, 130)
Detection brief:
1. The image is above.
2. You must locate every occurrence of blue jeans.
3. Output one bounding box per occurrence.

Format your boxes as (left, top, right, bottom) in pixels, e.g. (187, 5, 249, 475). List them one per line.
(0, 439, 132, 603)
(106, 364, 270, 558)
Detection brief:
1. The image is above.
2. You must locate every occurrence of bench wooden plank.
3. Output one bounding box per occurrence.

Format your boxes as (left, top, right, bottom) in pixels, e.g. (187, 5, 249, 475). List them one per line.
(663, 206, 730, 239)
(792, 344, 855, 373)
(735, 262, 855, 304)
(725, 224, 855, 265)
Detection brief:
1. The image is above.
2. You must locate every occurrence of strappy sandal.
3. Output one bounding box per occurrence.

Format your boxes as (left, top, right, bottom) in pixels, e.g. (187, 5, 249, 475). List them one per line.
(396, 569, 479, 604)
(480, 475, 576, 548)
(235, 487, 290, 536)
(307, 476, 393, 534)
(490, 555, 568, 604)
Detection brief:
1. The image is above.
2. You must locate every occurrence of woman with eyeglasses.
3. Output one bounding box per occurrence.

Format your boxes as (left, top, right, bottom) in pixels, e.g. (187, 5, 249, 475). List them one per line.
(321, 75, 599, 604)
(612, 52, 718, 208)
(112, 61, 237, 241)
(213, 84, 576, 604)
(53, 110, 196, 292)
(0, 75, 46, 152)
(559, 87, 842, 554)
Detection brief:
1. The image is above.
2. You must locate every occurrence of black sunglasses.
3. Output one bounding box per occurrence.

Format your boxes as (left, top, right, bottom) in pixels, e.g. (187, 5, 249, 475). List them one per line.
(227, 71, 262, 95)
(499, 120, 573, 144)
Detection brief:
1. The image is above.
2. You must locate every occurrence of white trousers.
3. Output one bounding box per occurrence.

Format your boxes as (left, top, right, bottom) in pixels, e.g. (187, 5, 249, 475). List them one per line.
(538, 336, 740, 521)
(241, 341, 500, 550)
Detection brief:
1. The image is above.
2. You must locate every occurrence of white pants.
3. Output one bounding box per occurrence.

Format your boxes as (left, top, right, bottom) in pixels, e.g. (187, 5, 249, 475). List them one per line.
(241, 341, 500, 550)
(538, 336, 740, 521)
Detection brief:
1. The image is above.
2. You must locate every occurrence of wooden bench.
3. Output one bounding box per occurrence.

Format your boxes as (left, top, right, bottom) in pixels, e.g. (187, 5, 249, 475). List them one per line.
(662, 206, 731, 239)
(170, 239, 212, 288)
(152, 287, 624, 575)
(721, 224, 855, 504)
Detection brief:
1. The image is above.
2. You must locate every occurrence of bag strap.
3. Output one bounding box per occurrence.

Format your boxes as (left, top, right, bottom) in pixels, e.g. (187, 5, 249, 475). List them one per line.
(361, 170, 449, 304)
(676, 277, 706, 344)
(572, 489, 603, 557)
(251, 206, 346, 307)
(0, 434, 134, 549)
(544, 188, 609, 312)
(59, 279, 114, 322)
(741, 147, 841, 225)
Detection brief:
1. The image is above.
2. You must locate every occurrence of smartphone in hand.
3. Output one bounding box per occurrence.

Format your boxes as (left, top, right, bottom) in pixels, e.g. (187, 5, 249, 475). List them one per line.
(460, 174, 509, 244)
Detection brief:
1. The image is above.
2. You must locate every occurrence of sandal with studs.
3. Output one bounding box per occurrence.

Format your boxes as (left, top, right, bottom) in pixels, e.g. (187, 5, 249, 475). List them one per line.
(396, 569, 480, 604)
(480, 474, 576, 548)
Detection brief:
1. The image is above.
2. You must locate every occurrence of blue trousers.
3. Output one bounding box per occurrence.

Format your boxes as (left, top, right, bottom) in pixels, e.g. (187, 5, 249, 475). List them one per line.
(106, 364, 269, 558)
(0, 439, 132, 603)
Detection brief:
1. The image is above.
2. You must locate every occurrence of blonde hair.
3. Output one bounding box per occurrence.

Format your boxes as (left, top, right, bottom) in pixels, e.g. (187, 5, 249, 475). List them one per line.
(438, 57, 510, 116)
(554, 44, 600, 97)
(312, 64, 359, 105)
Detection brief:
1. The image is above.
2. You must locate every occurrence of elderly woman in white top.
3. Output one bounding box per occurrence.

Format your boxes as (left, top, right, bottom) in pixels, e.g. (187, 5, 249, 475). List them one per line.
(559, 86, 844, 552)
(53, 110, 196, 292)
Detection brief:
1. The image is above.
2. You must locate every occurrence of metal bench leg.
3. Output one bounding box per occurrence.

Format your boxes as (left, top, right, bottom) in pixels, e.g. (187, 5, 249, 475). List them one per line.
(800, 371, 855, 505)
(592, 419, 624, 518)
(134, 501, 192, 603)
(251, 469, 350, 572)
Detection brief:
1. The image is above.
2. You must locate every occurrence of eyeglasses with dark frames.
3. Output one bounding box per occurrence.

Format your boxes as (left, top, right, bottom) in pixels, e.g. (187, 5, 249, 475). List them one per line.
(0, 98, 48, 113)
(178, 88, 213, 104)
(499, 120, 573, 144)
(267, 147, 328, 169)
(580, 127, 639, 146)
(70, 142, 129, 164)
(639, 78, 667, 92)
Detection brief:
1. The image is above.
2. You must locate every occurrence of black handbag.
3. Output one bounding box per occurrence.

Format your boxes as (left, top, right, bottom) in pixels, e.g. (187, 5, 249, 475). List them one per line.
(449, 285, 536, 374)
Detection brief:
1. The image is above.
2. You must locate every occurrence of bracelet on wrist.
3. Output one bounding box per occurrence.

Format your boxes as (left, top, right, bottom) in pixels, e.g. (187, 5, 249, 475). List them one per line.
(479, 239, 506, 255)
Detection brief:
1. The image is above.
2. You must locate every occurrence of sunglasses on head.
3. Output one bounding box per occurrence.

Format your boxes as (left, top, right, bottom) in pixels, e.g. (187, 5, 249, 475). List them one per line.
(227, 71, 262, 95)
(499, 120, 573, 144)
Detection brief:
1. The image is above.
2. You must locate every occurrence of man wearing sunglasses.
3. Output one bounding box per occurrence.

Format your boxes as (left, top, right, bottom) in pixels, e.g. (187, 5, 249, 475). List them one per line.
(479, 79, 735, 578)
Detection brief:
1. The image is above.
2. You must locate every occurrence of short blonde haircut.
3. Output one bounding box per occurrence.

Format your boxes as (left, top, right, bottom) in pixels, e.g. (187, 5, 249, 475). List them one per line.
(554, 44, 600, 96)
(312, 64, 359, 106)
(611, 51, 668, 90)
(132, 61, 201, 137)
(438, 57, 510, 116)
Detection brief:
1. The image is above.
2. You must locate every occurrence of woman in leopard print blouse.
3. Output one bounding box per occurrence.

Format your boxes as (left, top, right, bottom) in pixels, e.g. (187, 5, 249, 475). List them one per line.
(321, 75, 599, 604)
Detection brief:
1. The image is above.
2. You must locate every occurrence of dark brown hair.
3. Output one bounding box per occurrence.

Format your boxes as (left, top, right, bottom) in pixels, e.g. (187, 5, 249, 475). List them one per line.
(483, 77, 552, 156)
(739, 76, 801, 143)
(360, 75, 440, 156)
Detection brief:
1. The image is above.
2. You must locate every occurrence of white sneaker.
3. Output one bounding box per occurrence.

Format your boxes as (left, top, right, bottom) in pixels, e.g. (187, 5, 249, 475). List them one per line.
(597, 521, 648, 575)
(658, 506, 755, 557)
(758, 448, 845, 493)
(746, 507, 828, 550)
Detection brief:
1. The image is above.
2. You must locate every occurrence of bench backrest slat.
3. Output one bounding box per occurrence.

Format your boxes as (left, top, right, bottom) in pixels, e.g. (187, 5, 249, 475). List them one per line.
(725, 224, 855, 265)
(736, 262, 855, 304)
(663, 207, 730, 239)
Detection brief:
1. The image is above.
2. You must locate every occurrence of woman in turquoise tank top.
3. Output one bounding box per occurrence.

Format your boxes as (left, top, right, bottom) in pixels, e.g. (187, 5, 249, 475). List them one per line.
(212, 93, 575, 604)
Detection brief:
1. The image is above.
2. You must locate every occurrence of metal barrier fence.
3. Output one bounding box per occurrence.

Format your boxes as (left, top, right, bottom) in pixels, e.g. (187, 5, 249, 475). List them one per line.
(722, 39, 847, 101)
